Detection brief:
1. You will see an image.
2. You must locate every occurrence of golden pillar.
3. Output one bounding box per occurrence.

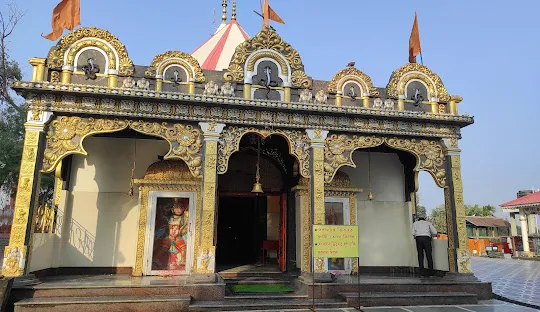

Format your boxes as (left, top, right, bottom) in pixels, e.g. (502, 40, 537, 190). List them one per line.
(362, 96, 369, 108)
(243, 84, 252, 99)
(2, 111, 52, 277)
(398, 98, 405, 111)
(431, 102, 438, 114)
(29, 58, 46, 82)
(335, 94, 342, 106)
(61, 66, 73, 84)
(306, 129, 328, 273)
(188, 81, 195, 94)
(107, 70, 118, 88)
(442, 138, 471, 273)
(196, 122, 226, 274)
(284, 87, 291, 102)
(449, 100, 457, 115)
(153, 77, 162, 92)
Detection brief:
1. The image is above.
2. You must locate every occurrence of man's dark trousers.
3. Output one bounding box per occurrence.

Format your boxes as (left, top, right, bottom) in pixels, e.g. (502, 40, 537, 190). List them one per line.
(415, 236, 433, 276)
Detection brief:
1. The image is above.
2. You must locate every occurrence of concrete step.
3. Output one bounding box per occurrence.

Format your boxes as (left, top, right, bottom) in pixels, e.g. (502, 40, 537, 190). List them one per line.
(340, 291, 478, 307)
(224, 294, 308, 301)
(190, 298, 347, 311)
(12, 284, 225, 301)
(14, 295, 191, 312)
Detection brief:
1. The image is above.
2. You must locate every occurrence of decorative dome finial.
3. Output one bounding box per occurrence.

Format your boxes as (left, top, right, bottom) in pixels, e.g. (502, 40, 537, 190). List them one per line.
(222, 0, 228, 25)
(232, 1, 237, 20)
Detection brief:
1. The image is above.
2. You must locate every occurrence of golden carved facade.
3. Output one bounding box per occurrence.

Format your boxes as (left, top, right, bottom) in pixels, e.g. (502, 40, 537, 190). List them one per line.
(6, 19, 475, 278)
(46, 27, 134, 76)
(224, 29, 311, 88)
(145, 50, 206, 82)
(386, 63, 453, 102)
(324, 134, 446, 188)
(42, 116, 203, 177)
(217, 126, 311, 178)
(328, 67, 379, 96)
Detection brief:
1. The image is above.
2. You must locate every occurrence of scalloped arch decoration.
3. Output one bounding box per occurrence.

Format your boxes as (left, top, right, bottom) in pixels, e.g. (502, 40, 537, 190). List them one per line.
(224, 29, 310, 88)
(328, 67, 378, 96)
(46, 27, 134, 76)
(145, 51, 205, 82)
(386, 63, 450, 102)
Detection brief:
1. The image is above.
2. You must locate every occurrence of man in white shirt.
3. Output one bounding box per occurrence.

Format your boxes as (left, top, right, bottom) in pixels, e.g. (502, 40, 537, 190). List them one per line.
(412, 216, 437, 277)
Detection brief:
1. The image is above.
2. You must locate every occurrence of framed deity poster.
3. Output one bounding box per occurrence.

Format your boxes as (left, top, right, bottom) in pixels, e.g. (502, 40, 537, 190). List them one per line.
(144, 191, 195, 275)
(323, 197, 352, 274)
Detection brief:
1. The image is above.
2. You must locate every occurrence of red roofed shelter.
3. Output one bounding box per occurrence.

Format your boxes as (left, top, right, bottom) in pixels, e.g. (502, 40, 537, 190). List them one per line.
(500, 190, 540, 257)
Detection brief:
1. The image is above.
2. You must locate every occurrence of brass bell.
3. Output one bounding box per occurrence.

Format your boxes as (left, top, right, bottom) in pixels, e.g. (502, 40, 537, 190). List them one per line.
(368, 190, 374, 201)
(251, 181, 264, 193)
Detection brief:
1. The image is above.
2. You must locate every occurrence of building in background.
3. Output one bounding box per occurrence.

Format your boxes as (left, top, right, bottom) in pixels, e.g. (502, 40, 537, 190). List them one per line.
(500, 190, 540, 257)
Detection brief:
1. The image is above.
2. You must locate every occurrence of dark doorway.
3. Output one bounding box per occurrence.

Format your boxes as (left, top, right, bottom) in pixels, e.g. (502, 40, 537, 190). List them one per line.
(216, 196, 267, 270)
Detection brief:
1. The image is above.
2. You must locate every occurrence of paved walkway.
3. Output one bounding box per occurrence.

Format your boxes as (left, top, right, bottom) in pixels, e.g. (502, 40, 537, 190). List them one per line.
(234, 300, 539, 311)
(471, 257, 540, 308)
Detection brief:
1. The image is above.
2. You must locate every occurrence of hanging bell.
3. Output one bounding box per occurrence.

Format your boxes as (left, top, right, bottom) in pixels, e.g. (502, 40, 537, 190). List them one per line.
(251, 181, 264, 193)
(368, 190, 374, 200)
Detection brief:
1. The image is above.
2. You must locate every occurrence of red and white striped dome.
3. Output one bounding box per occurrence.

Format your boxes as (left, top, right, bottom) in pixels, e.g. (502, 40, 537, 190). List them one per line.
(191, 17, 249, 71)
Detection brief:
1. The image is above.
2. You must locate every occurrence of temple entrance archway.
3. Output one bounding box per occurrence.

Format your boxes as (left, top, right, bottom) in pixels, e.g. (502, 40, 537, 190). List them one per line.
(216, 133, 298, 273)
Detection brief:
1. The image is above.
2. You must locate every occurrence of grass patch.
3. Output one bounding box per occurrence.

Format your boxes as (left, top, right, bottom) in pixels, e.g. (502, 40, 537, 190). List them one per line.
(231, 284, 294, 293)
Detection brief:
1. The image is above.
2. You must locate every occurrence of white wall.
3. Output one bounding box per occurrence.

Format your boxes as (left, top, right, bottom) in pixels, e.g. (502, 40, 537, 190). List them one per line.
(341, 151, 416, 267)
(60, 137, 169, 268)
(29, 233, 56, 272)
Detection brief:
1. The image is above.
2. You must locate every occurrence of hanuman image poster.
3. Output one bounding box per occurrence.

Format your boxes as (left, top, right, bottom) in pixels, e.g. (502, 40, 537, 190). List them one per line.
(152, 197, 190, 272)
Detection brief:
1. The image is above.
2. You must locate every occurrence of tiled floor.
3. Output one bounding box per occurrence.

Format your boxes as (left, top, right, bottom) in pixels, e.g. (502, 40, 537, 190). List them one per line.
(233, 300, 539, 311)
(471, 257, 540, 308)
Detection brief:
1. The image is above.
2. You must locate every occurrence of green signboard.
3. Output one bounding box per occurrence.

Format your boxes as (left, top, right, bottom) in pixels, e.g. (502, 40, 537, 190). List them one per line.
(313, 225, 359, 258)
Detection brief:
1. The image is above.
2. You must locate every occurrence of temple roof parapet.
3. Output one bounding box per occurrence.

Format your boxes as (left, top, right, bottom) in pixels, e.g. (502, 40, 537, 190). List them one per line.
(19, 26, 472, 138)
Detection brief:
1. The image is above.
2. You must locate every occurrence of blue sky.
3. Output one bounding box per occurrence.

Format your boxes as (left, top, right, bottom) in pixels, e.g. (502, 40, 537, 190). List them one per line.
(5, 0, 540, 214)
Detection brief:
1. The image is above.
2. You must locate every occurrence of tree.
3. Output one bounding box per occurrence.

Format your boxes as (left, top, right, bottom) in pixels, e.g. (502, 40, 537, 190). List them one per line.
(0, 4, 54, 205)
(414, 192, 427, 217)
(0, 3, 24, 113)
(465, 204, 496, 216)
(428, 204, 447, 233)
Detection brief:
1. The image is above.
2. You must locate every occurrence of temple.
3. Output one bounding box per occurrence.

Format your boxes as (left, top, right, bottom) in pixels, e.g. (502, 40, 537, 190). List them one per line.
(2, 1, 491, 309)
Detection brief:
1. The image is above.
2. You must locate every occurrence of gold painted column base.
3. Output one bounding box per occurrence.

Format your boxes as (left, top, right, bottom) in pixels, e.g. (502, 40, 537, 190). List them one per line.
(362, 96, 369, 108)
(61, 70, 72, 84)
(243, 84, 252, 100)
(284, 87, 291, 102)
(431, 102, 438, 114)
(108, 74, 118, 88)
(188, 81, 195, 94)
(398, 99, 405, 111)
(335, 95, 342, 106)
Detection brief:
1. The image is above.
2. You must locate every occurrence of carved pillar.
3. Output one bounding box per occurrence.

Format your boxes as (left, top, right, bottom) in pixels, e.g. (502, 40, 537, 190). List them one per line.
(449, 99, 458, 115)
(196, 122, 226, 274)
(284, 82, 291, 102)
(362, 96, 369, 108)
(335, 93, 342, 106)
(398, 96, 405, 111)
(155, 76, 163, 92)
(430, 102, 438, 114)
(108, 69, 119, 88)
(306, 129, 328, 273)
(510, 212, 517, 236)
(189, 80, 195, 94)
(520, 210, 531, 256)
(442, 139, 471, 273)
(243, 84, 252, 99)
(61, 65, 73, 84)
(29, 58, 46, 82)
(2, 110, 53, 277)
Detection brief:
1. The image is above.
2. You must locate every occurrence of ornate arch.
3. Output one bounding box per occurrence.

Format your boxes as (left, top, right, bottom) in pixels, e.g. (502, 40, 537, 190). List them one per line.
(217, 126, 311, 178)
(324, 133, 446, 187)
(224, 29, 311, 88)
(386, 63, 450, 102)
(46, 27, 134, 76)
(328, 67, 378, 96)
(145, 51, 205, 82)
(42, 116, 203, 177)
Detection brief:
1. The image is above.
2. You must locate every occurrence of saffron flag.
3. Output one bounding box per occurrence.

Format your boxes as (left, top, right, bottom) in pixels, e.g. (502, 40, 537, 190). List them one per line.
(263, 0, 285, 29)
(408, 12, 421, 63)
(43, 0, 81, 41)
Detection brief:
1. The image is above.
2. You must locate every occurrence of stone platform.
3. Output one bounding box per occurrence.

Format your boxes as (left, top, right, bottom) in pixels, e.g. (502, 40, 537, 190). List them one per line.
(6, 269, 493, 311)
